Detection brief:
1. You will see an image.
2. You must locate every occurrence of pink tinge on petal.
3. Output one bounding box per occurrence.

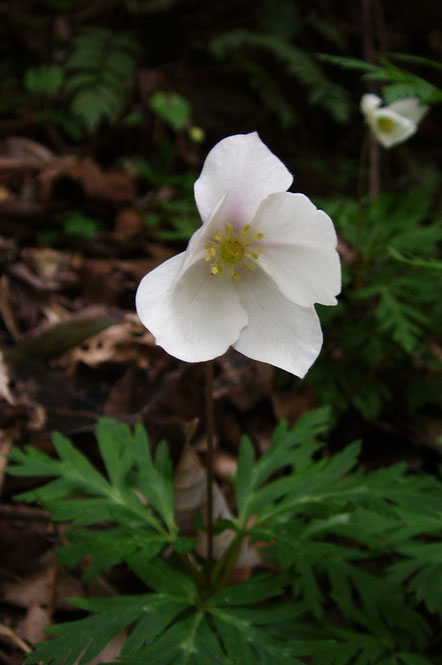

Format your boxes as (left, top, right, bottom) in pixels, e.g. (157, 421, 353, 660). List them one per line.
(194, 132, 293, 228)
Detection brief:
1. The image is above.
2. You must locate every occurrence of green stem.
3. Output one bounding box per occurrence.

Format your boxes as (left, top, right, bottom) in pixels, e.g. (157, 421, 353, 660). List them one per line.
(205, 360, 215, 586)
(212, 531, 246, 587)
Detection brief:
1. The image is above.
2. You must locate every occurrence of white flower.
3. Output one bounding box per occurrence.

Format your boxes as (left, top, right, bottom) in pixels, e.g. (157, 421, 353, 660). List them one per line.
(361, 93, 428, 148)
(136, 132, 341, 377)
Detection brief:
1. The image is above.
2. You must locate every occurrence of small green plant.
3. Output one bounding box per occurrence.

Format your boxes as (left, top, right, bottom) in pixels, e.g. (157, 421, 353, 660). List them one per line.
(126, 157, 200, 241)
(307, 187, 442, 419)
(37, 211, 105, 245)
(320, 54, 442, 106)
(209, 29, 351, 128)
(24, 65, 64, 96)
(62, 211, 104, 239)
(7, 410, 442, 664)
(64, 27, 141, 133)
(149, 92, 192, 132)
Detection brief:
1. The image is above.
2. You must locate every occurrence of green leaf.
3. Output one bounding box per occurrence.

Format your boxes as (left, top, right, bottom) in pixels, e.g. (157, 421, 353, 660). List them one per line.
(8, 421, 168, 534)
(210, 30, 351, 124)
(234, 436, 254, 519)
(65, 27, 140, 133)
(57, 527, 167, 580)
(127, 558, 198, 603)
(24, 65, 64, 95)
(149, 92, 192, 131)
(131, 424, 176, 532)
(208, 574, 288, 607)
(25, 594, 188, 665)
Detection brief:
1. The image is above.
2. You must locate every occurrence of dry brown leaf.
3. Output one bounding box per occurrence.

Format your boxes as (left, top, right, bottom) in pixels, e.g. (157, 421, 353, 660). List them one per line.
(0, 275, 22, 340)
(23, 247, 76, 282)
(0, 137, 53, 172)
(0, 351, 16, 405)
(0, 425, 19, 497)
(113, 208, 145, 239)
(9, 309, 120, 361)
(272, 385, 317, 425)
(16, 604, 50, 645)
(0, 623, 32, 655)
(174, 443, 261, 569)
(213, 452, 237, 479)
(214, 352, 273, 410)
(1, 566, 84, 611)
(38, 156, 136, 204)
(54, 313, 155, 369)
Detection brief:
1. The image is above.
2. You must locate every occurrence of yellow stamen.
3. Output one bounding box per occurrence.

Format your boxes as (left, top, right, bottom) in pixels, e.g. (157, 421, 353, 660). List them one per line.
(205, 222, 264, 279)
(377, 116, 396, 133)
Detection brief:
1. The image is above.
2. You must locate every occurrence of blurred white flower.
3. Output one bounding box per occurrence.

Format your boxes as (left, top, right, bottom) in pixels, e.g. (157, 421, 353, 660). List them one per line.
(361, 94, 428, 148)
(136, 133, 341, 377)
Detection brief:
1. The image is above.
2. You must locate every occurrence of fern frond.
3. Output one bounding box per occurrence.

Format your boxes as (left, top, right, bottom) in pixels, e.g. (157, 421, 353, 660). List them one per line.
(64, 27, 141, 132)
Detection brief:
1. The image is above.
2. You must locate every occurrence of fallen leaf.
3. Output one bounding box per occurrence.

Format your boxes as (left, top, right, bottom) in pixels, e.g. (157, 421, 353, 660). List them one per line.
(39, 156, 136, 204)
(174, 443, 261, 569)
(1, 566, 84, 611)
(113, 208, 145, 238)
(271, 385, 317, 425)
(16, 604, 50, 645)
(0, 351, 16, 405)
(7, 309, 120, 361)
(54, 313, 155, 369)
(214, 351, 274, 410)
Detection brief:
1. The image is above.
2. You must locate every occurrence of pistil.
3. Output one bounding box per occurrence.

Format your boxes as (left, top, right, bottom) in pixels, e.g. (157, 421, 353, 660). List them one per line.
(205, 223, 263, 278)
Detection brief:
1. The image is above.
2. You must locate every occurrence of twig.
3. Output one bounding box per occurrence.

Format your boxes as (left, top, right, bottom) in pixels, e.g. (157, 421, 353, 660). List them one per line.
(0, 624, 31, 654)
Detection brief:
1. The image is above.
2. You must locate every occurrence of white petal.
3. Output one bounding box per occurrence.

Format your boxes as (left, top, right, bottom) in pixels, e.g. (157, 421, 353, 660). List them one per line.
(370, 109, 416, 148)
(233, 268, 323, 378)
(194, 132, 293, 226)
(171, 194, 228, 287)
(136, 254, 247, 362)
(388, 97, 428, 124)
(252, 192, 341, 307)
(360, 93, 382, 117)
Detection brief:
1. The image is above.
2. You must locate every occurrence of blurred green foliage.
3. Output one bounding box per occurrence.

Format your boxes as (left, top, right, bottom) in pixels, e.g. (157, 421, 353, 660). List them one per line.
(307, 188, 441, 419)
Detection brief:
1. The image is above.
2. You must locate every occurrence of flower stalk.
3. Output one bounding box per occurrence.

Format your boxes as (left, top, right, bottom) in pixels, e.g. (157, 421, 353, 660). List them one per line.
(205, 359, 215, 585)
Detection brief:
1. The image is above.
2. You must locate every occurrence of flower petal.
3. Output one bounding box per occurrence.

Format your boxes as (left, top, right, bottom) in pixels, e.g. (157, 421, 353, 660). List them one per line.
(370, 109, 416, 148)
(361, 93, 382, 117)
(172, 194, 233, 287)
(233, 268, 323, 378)
(252, 192, 341, 307)
(194, 132, 293, 226)
(388, 97, 428, 124)
(136, 254, 248, 362)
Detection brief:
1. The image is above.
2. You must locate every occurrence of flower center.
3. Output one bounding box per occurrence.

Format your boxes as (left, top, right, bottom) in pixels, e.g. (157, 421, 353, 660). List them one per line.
(205, 223, 263, 279)
(377, 116, 396, 133)
(220, 238, 245, 263)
